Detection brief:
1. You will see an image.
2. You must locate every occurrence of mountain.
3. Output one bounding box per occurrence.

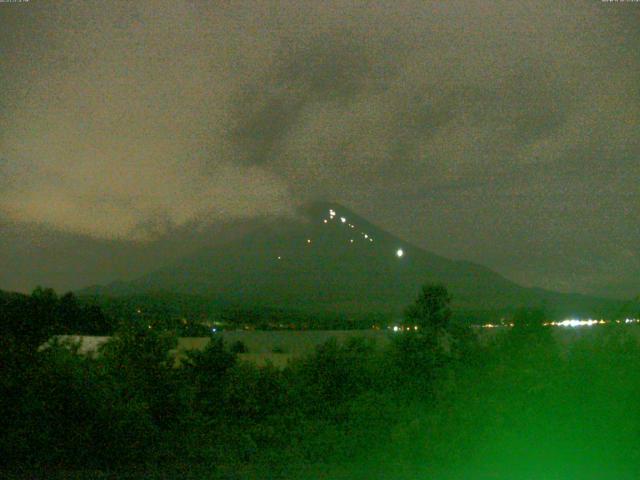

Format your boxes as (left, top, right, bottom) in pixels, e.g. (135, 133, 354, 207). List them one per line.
(81, 202, 631, 321)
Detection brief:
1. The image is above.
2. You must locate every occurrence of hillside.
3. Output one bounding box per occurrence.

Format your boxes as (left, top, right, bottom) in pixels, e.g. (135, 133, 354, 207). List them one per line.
(81, 202, 628, 321)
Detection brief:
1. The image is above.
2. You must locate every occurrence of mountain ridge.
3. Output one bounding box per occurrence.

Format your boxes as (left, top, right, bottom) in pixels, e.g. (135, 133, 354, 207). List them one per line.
(80, 202, 629, 320)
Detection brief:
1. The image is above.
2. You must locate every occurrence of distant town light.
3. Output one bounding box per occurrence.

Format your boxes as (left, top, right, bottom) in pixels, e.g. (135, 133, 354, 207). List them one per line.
(340, 217, 346, 223)
(307, 239, 312, 244)
(323, 219, 328, 224)
(350, 239, 354, 243)
(396, 248, 404, 258)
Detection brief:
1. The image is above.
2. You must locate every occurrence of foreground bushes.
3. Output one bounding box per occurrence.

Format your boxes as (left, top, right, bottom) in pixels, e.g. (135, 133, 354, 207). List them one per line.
(4, 319, 640, 478)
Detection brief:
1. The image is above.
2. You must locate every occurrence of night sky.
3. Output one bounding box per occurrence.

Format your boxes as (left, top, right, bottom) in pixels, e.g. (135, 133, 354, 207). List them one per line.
(0, 1, 638, 297)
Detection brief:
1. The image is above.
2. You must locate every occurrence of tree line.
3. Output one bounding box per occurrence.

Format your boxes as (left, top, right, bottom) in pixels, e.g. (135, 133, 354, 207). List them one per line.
(2, 284, 640, 478)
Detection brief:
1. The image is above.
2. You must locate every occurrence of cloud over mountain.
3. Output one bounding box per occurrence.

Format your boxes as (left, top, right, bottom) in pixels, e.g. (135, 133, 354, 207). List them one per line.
(0, 0, 638, 294)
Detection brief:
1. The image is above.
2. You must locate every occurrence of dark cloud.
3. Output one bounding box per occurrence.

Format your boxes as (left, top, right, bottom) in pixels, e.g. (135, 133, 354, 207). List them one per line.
(232, 34, 379, 167)
(0, 0, 638, 296)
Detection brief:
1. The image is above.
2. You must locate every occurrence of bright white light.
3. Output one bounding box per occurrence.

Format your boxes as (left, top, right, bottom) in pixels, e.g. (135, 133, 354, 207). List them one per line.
(364, 234, 368, 239)
(340, 217, 346, 223)
(323, 219, 328, 224)
(396, 248, 404, 258)
(307, 239, 312, 244)
(393, 326, 399, 332)
(329, 209, 336, 216)
(556, 318, 600, 328)
(277, 256, 282, 260)
(350, 239, 354, 243)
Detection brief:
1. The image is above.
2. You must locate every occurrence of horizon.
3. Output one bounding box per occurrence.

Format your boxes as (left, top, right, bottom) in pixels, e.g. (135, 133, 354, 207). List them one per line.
(1, 1, 638, 299)
(1, 200, 638, 302)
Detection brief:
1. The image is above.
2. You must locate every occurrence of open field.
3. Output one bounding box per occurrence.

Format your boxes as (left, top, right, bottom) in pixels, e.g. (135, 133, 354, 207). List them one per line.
(48, 324, 640, 366)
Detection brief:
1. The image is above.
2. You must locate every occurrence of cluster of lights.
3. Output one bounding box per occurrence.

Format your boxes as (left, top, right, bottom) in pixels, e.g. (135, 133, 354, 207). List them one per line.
(549, 318, 640, 327)
(479, 318, 640, 329)
(277, 209, 405, 260)
(325, 209, 374, 243)
(390, 325, 419, 332)
(323, 210, 406, 256)
(548, 319, 605, 327)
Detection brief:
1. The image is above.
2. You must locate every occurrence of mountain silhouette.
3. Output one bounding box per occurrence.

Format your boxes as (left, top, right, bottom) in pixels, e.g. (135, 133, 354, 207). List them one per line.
(81, 202, 626, 320)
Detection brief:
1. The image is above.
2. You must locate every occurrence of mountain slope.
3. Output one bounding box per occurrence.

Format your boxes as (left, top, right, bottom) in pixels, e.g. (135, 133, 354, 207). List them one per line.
(83, 202, 627, 319)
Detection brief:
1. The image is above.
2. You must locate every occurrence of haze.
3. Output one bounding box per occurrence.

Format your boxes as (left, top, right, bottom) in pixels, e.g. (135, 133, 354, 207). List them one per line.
(1, 0, 638, 297)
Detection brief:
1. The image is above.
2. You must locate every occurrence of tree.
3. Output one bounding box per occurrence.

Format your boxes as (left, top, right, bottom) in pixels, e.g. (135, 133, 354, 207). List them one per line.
(505, 306, 554, 351)
(404, 283, 452, 332)
(97, 320, 180, 428)
(182, 337, 237, 416)
(230, 340, 249, 354)
(56, 292, 82, 333)
(0, 287, 59, 352)
(511, 306, 546, 331)
(82, 304, 112, 335)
